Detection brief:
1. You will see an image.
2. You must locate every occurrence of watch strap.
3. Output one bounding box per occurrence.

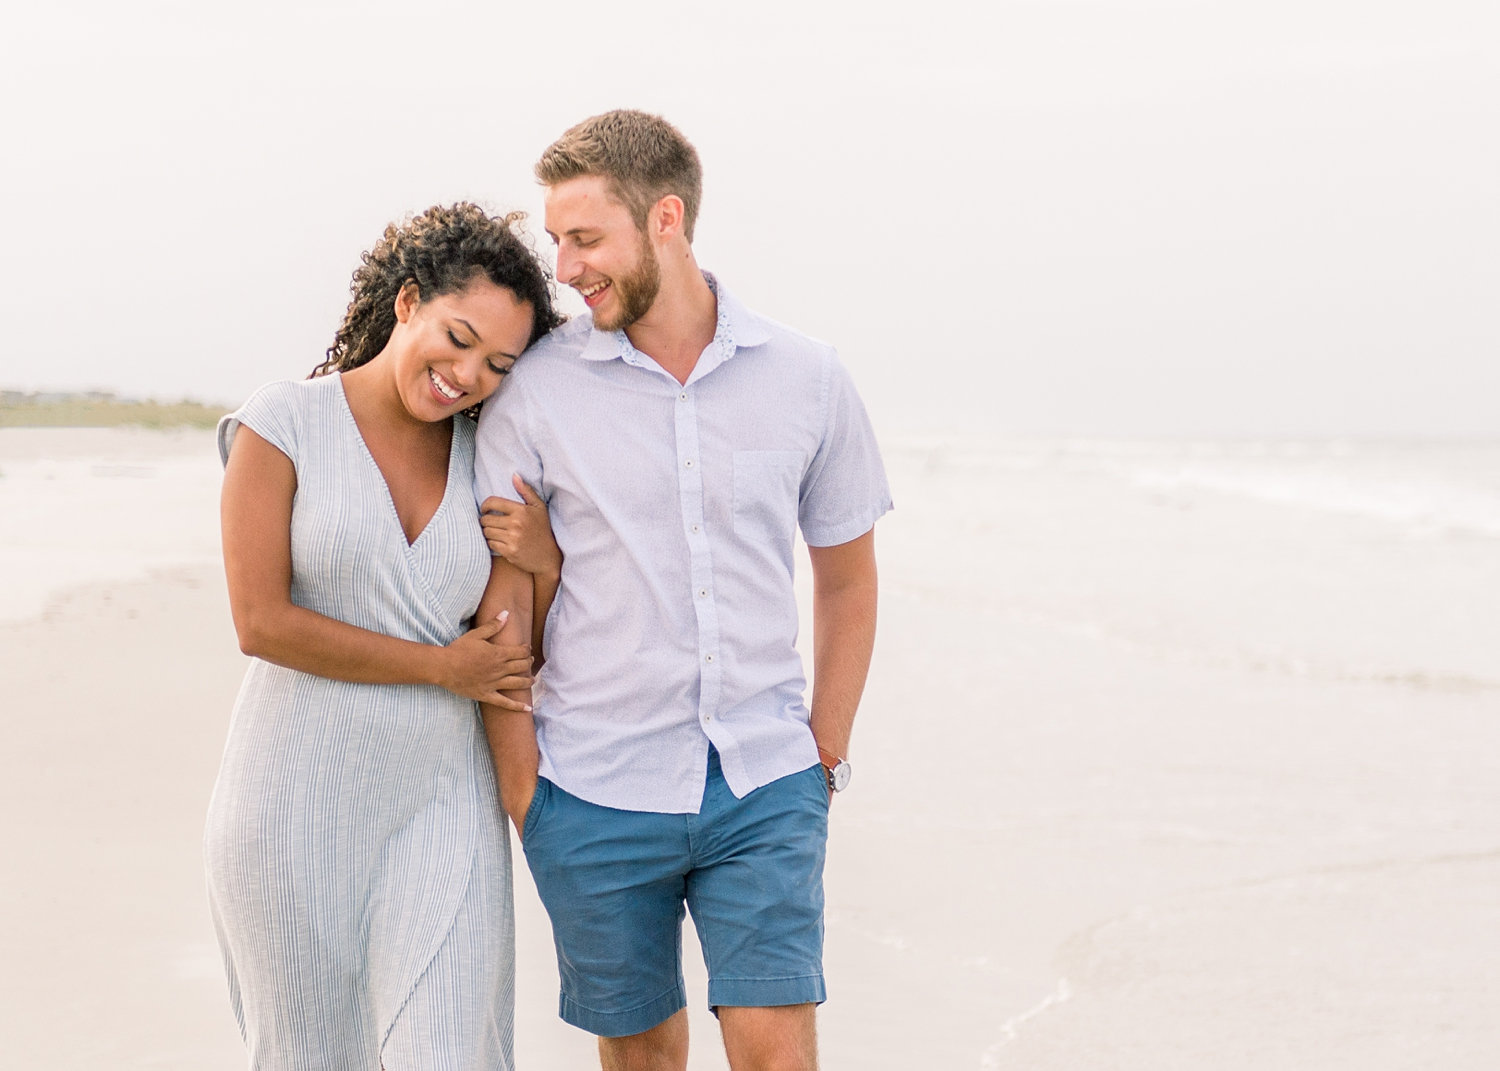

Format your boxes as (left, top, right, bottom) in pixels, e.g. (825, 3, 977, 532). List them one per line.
(816, 745, 851, 792)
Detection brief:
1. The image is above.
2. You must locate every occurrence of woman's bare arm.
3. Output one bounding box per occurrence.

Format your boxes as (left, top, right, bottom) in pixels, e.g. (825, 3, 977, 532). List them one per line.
(221, 425, 531, 707)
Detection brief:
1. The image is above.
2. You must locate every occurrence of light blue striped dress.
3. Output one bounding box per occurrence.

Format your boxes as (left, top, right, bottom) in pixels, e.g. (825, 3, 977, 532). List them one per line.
(205, 373, 514, 1071)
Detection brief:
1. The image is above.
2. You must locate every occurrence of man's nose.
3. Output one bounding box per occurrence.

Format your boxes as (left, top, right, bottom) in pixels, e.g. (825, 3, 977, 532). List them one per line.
(554, 245, 581, 284)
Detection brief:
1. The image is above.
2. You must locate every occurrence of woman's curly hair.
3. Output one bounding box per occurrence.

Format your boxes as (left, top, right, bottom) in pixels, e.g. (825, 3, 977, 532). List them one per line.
(311, 202, 564, 379)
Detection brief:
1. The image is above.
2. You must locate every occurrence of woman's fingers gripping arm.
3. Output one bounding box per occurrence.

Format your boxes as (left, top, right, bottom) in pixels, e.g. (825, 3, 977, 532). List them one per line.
(478, 474, 562, 580)
(438, 613, 534, 708)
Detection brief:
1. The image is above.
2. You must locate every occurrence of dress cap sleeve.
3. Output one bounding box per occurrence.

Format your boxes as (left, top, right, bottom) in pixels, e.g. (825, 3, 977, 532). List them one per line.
(218, 379, 305, 468)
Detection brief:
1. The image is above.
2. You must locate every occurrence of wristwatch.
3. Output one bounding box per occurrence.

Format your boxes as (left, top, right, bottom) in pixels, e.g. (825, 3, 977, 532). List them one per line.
(817, 746, 852, 793)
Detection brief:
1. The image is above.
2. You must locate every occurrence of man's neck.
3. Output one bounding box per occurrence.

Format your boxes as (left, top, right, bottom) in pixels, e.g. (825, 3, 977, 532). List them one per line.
(624, 251, 718, 386)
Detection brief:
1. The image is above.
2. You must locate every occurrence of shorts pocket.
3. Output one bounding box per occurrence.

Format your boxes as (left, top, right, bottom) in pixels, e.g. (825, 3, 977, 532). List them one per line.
(521, 777, 550, 844)
(732, 450, 802, 542)
(808, 763, 832, 810)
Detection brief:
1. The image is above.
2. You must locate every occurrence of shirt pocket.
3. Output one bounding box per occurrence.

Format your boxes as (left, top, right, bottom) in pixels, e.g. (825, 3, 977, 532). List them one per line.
(732, 450, 803, 543)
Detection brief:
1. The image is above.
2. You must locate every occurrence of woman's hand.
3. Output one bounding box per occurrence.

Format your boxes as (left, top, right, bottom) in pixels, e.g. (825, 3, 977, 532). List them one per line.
(480, 474, 562, 579)
(437, 611, 534, 708)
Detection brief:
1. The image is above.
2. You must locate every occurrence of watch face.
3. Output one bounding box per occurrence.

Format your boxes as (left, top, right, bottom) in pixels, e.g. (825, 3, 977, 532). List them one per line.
(831, 761, 852, 792)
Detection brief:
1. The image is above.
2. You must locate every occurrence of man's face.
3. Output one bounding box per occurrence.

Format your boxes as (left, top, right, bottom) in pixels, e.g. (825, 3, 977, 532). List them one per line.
(544, 175, 661, 332)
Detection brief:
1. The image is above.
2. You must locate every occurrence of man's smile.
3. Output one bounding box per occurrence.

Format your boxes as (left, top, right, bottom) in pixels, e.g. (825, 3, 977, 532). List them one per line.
(578, 279, 611, 306)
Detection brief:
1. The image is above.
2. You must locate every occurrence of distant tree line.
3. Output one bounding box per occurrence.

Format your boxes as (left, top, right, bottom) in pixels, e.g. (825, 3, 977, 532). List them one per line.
(0, 391, 227, 429)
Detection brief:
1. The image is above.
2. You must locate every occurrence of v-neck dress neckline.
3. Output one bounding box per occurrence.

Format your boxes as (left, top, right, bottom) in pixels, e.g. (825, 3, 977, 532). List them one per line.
(334, 373, 460, 550)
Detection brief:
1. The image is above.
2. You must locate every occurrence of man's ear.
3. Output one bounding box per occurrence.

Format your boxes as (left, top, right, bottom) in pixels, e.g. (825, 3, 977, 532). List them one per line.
(651, 195, 686, 241)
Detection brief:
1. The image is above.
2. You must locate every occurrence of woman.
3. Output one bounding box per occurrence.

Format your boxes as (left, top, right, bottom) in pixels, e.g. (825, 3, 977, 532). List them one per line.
(206, 202, 563, 1070)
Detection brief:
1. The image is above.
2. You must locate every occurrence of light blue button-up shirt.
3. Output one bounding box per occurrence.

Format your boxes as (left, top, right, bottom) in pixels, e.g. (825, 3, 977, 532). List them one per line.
(473, 276, 892, 813)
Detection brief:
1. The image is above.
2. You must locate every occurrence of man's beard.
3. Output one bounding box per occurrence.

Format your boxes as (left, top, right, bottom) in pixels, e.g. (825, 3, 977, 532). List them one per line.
(595, 232, 661, 332)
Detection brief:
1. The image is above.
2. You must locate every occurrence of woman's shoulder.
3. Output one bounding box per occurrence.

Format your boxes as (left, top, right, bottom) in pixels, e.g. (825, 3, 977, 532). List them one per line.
(248, 373, 341, 407)
(232, 374, 339, 418)
(218, 375, 340, 466)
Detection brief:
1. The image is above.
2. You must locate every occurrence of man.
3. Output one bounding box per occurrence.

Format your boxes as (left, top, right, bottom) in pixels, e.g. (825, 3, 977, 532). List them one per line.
(473, 109, 890, 1071)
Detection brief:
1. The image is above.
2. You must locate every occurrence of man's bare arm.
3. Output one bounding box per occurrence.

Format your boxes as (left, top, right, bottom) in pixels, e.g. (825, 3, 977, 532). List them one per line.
(807, 528, 879, 763)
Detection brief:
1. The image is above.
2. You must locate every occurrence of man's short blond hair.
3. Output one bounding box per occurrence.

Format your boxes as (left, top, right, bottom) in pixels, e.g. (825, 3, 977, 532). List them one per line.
(535, 110, 703, 242)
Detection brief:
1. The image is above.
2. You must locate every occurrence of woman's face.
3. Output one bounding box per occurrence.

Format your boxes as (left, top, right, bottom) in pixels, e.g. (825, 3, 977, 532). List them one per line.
(388, 276, 534, 421)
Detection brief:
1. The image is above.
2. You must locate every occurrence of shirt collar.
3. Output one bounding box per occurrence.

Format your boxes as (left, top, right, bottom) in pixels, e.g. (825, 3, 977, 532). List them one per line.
(708, 273, 772, 350)
(576, 271, 771, 369)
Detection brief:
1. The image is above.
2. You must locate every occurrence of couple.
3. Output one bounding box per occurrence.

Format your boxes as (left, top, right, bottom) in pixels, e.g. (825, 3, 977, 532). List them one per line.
(205, 111, 891, 1071)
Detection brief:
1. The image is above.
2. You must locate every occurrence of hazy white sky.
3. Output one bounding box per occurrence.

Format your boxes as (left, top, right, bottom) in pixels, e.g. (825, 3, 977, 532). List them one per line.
(1, 0, 1495, 436)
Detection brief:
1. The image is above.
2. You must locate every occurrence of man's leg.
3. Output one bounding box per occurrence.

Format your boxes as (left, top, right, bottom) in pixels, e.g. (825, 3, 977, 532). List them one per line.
(598, 1008, 690, 1071)
(520, 778, 694, 1046)
(688, 755, 831, 1070)
(719, 1005, 817, 1071)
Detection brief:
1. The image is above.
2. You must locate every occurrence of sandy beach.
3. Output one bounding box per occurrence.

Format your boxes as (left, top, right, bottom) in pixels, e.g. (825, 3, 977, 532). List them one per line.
(2, 427, 1497, 1068)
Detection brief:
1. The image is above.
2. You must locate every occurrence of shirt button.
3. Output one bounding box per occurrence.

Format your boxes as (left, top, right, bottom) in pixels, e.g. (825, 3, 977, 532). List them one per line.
(685, 459, 694, 468)
(691, 524, 700, 534)
(704, 713, 713, 721)
(679, 392, 688, 401)
(705, 654, 715, 663)
(698, 588, 707, 598)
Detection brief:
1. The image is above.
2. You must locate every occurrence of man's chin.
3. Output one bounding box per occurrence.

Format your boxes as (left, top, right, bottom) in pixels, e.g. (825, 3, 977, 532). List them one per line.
(592, 303, 640, 334)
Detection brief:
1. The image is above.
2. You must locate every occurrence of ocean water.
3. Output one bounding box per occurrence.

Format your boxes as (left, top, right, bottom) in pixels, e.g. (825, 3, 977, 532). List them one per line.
(1093, 438, 1500, 538)
(890, 435, 1500, 536)
(880, 435, 1500, 687)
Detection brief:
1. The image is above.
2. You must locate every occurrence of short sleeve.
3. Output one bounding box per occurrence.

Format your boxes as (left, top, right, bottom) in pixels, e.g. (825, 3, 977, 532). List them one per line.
(217, 380, 303, 468)
(473, 371, 545, 512)
(798, 351, 894, 547)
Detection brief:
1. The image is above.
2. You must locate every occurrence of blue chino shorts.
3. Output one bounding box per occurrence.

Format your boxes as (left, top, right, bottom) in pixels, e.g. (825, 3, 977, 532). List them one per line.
(520, 747, 830, 1037)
